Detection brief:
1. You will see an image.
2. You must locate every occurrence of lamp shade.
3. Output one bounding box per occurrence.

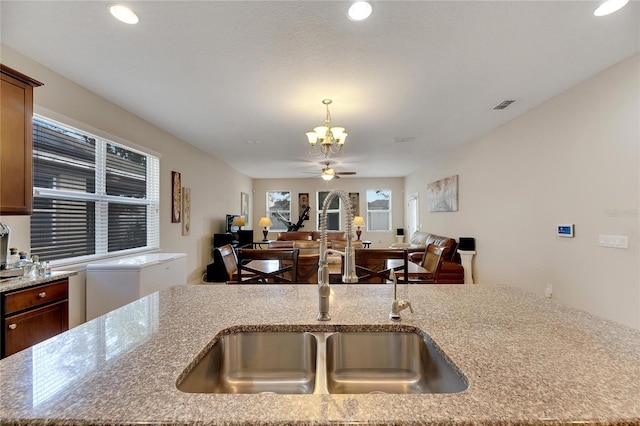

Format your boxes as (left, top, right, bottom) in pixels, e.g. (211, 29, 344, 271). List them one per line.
(353, 216, 365, 227)
(231, 216, 245, 227)
(259, 217, 272, 227)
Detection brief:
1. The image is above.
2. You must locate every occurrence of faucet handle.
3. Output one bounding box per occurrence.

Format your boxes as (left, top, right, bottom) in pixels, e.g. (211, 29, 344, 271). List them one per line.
(398, 299, 413, 313)
(389, 299, 413, 321)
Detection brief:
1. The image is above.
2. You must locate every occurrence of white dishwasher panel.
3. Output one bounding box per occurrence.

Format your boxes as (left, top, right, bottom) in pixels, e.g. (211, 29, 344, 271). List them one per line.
(86, 253, 186, 320)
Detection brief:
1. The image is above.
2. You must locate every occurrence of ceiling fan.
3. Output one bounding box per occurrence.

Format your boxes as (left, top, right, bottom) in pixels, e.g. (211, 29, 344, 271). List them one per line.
(318, 161, 356, 181)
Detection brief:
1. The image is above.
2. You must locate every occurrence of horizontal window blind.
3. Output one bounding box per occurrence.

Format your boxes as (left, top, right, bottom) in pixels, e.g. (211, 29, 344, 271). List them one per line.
(31, 116, 159, 263)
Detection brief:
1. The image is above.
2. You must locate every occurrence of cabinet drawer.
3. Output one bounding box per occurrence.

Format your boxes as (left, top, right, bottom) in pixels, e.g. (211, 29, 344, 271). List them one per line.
(3, 280, 69, 315)
(3, 300, 69, 357)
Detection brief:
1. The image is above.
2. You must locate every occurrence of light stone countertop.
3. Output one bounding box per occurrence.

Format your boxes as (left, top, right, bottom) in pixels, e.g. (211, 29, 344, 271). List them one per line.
(0, 284, 639, 425)
(0, 271, 77, 293)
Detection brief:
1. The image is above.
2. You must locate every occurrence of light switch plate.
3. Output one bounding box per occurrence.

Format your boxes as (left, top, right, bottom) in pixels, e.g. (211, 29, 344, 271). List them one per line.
(599, 235, 629, 249)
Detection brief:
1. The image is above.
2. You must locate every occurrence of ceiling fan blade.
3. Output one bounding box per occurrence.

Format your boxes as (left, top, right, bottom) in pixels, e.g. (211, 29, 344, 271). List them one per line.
(335, 171, 357, 175)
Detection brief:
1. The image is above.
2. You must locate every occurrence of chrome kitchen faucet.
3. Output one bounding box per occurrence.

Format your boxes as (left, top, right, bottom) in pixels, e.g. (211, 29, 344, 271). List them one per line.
(317, 189, 358, 321)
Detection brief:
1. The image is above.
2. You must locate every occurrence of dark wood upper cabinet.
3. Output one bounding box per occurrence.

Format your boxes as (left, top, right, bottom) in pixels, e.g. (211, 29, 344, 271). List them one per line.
(0, 64, 43, 215)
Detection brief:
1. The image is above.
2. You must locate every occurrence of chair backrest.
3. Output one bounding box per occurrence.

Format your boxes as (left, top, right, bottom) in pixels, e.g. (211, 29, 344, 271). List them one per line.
(235, 248, 299, 284)
(352, 248, 408, 283)
(215, 244, 238, 281)
(293, 240, 320, 256)
(421, 244, 445, 276)
(331, 240, 363, 252)
(296, 253, 320, 284)
(268, 240, 294, 249)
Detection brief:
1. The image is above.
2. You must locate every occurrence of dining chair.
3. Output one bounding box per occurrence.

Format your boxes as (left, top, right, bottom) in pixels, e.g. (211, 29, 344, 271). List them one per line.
(331, 240, 363, 252)
(215, 244, 238, 282)
(234, 248, 299, 284)
(293, 240, 320, 255)
(408, 244, 444, 284)
(268, 240, 294, 249)
(351, 248, 408, 284)
(296, 253, 320, 284)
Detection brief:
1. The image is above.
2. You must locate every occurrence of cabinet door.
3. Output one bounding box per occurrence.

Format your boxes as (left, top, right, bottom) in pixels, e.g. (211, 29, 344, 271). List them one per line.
(3, 300, 69, 357)
(0, 72, 34, 215)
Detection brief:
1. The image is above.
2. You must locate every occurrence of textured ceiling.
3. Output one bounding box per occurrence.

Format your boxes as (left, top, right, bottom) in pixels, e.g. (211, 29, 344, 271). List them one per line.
(1, 1, 638, 178)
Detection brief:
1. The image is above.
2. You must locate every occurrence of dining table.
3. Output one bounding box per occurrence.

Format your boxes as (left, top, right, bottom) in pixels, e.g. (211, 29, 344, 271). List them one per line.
(231, 258, 428, 283)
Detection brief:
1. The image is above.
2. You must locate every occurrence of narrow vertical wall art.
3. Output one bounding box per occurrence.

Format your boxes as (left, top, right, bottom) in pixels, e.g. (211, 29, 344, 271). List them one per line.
(171, 171, 181, 223)
(182, 187, 191, 235)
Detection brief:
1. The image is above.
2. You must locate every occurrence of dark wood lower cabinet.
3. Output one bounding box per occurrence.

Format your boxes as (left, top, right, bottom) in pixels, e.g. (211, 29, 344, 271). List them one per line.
(1, 279, 69, 358)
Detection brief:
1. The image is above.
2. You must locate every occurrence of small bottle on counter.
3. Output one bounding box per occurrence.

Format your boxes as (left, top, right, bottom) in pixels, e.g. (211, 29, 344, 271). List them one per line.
(7, 248, 19, 269)
(31, 255, 42, 278)
(18, 251, 28, 266)
(44, 261, 51, 277)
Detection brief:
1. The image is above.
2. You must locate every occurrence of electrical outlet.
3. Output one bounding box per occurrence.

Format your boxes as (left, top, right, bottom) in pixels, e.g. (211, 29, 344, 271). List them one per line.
(545, 283, 553, 298)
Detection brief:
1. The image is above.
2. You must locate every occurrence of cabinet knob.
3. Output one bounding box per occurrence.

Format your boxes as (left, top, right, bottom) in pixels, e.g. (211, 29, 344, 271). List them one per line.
(8, 324, 17, 330)
(38, 292, 47, 298)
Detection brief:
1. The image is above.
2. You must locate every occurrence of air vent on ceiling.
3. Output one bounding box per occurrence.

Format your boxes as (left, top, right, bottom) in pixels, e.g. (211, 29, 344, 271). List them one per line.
(493, 100, 516, 110)
(393, 137, 415, 144)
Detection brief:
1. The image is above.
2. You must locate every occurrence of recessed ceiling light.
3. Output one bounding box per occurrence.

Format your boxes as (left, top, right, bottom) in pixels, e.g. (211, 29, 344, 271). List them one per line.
(594, 0, 629, 16)
(348, 1, 373, 21)
(109, 4, 139, 24)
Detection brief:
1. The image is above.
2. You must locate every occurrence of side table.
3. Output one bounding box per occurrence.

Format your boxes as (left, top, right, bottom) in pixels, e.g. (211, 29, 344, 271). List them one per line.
(457, 250, 476, 284)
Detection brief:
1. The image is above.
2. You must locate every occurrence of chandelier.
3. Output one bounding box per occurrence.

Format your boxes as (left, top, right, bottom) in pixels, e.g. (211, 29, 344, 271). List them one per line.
(306, 99, 347, 157)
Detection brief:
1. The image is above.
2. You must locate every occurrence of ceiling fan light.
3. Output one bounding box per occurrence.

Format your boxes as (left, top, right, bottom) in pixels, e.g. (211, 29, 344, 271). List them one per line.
(321, 173, 334, 181)
(594, 0, 629, 16)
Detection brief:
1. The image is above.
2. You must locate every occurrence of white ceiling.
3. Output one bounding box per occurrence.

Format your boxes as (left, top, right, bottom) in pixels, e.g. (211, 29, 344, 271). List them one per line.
(1, 1, 638, 179)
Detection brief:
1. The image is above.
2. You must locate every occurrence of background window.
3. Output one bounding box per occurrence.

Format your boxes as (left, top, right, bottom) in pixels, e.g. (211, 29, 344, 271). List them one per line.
(317, 191, 341, 231)
(267, 191, 291, 231)
(366, 190, 391, 231)
(30, 115, 159, 263)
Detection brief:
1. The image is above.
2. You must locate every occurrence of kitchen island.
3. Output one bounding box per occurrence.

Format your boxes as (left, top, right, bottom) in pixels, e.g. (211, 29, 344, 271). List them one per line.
(1, 284, 639, 425)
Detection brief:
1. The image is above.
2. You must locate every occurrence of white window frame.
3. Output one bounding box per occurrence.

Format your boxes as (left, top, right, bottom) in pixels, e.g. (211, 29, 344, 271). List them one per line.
(317, 191, 341, 231)
(266, 190, 291, 232)
(31, 114, 160, 266)
(366, 189, 392, 232)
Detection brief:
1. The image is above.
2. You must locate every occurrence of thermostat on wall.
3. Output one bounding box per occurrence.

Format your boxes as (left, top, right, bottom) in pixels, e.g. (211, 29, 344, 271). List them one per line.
(557, 224, 574, 238)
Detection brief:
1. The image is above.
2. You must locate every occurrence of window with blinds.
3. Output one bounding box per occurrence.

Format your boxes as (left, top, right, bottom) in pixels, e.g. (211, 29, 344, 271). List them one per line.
(31, 115, 160, 263)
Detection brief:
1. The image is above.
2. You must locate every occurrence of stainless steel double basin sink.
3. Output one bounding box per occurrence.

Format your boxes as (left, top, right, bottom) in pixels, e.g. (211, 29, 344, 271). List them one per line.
(177, 329, 467, 395)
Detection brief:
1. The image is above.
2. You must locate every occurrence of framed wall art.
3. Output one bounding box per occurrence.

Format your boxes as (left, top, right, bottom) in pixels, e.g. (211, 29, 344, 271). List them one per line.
(427, 175, 458, 212)
(298, 193, 309, 219)
(182, 187, 191, 236)
(241, 192, 249, 222)
(349, 192, 360, 217)
(171, 171, 181, 223)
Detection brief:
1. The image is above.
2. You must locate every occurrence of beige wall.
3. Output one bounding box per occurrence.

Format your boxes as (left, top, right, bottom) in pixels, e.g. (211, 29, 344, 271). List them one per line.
(405, 54, 640, 330)
(1, 45, 252, 325)
(252, 177, 404, 247)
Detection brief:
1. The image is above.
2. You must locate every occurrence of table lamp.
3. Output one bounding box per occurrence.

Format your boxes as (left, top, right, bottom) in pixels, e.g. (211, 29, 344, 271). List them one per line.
(353, 216, 365, 240)
(259, 217, 272, 241)
(231, 216, 245, 230)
